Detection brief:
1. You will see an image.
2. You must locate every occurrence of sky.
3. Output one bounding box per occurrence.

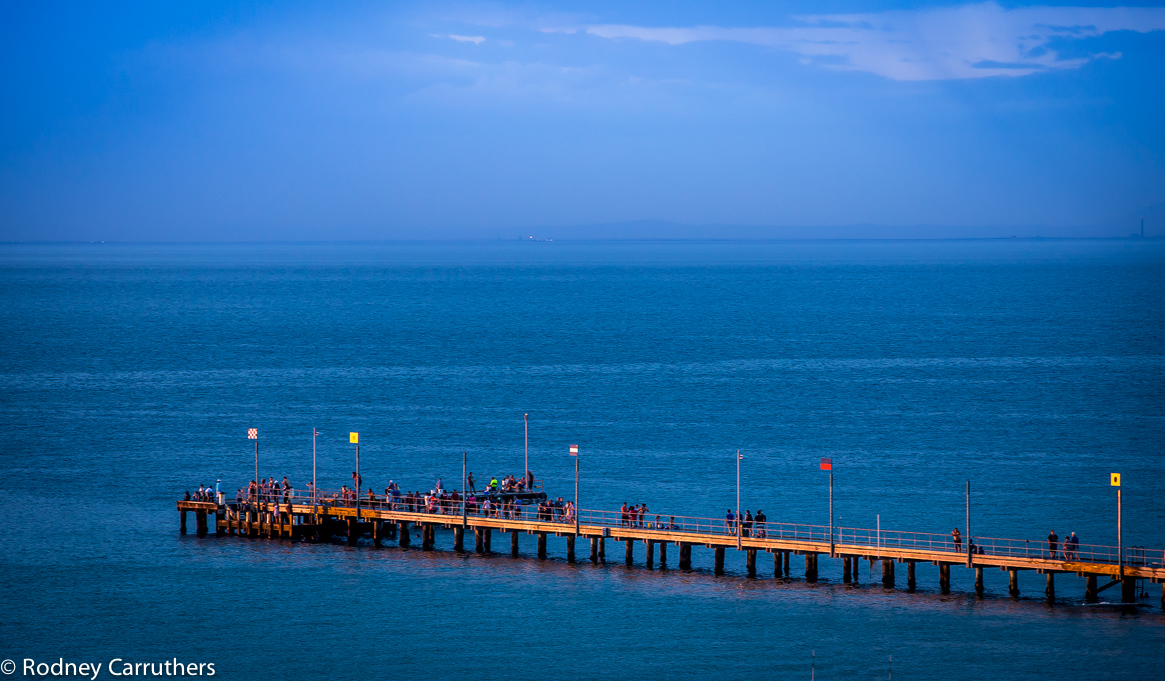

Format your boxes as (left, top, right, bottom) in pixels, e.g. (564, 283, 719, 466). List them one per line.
(1, 0, 1164, 241)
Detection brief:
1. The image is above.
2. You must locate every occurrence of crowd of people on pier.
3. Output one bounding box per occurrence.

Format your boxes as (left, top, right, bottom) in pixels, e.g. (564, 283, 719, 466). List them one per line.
(724, 509, 768, 538)
(196, 472, 1102, 564)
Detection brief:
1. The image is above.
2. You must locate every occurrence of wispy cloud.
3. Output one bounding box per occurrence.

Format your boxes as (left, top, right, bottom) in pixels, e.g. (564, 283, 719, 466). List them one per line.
(579, 2, 1165, 80)
(447, 34, 486, 45)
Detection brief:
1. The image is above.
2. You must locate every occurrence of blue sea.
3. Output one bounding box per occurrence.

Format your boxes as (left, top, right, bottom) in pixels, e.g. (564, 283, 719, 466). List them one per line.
(1, 239, 1163, 680)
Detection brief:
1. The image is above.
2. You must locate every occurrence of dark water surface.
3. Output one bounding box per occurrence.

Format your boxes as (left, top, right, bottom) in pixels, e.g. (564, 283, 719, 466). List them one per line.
(2, 240, 1163, 680)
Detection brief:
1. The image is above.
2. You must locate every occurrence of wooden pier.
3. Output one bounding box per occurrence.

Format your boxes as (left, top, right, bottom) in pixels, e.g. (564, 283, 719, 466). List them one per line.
(178, 496, 1165, 608)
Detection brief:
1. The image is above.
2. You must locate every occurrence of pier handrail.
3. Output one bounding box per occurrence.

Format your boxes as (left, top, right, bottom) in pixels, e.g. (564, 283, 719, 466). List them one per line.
(224, 488, 1163, 570)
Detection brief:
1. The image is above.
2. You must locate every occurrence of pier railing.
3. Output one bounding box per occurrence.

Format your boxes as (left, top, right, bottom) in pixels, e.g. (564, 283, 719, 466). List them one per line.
(227, 489, 1163, 570)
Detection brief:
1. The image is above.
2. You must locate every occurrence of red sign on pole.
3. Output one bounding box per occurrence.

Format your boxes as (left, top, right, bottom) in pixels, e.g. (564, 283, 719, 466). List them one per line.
(820, 457, 832, 471)
(569, 444, 578, 456)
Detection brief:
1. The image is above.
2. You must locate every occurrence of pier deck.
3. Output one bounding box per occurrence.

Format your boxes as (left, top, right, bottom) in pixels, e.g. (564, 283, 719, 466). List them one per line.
(178, 495, 1165, 606)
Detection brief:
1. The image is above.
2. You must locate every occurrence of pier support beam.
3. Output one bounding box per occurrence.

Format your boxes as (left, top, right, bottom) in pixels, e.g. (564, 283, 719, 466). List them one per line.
(347, 517, 358, 546)
(399, 521, 410, 547)
(907, 561, 917, 592)
(659, 541, 667, 568)
(882, 559, 895, 588)
(1121, 577, 1136, 604)
(590, 536, 599, 564)
(1085, 574, 1098, 603)
(511, 530, 520, 558)
(598, 536, 606, 564)
(679, 543, 692, 570)
(746, 549, 757, 578)
(537, 532, 548, 559)
(1045, 572, 1055, 604)
(373, 521, 381, 547)
(805, 554, 818, 583)
(474, 528, 483, 554)
(1008, 568, 1019, 599)
(625, 540, 635, 566)
(483, 528, 491, 554)
(714, 547, 725, 575)
(784, 551, 792, 578)
(196, 510, 208, 536)
(975, 567, 984, 598)
(453, 526, 465, 553)
(842, 557, 852, 583)
(180, 510, 187, 535)
(216, 509, 224, 535)
(645, 541, 655, 570)
(940, 564, 952, 595)
(566, 535, 576, 563)
(775, 552, 783, 578)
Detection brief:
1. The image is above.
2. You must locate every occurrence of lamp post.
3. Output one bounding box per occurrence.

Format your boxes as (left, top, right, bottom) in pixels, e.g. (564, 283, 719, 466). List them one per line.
(312, 428, 319, 520)
(524, 413, 529, 489)
(462, 451, 468, 527)
(736, 450, 742, 550)
(821, 458, 833, 556)
(351, 432, 360, 520)
(1112, 473, 1122, 578)
(570, 444, 579, 535)
(965, 480, 972, 568)
(248, 428, 258, 518)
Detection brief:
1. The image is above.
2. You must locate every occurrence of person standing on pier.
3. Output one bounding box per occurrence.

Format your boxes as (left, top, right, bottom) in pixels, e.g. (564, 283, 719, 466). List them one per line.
(1065, 531, 1079, 559)
(725, 509, 736, 536)
(527, 470, 534, 490)
(952, 528, 962, 552)
(436, 477, 444, 492)
(467, 472, 476, 492)
(743, 510, 753, 538)
(1048, 530, 1059, 559)
(755, 510, 767, 538)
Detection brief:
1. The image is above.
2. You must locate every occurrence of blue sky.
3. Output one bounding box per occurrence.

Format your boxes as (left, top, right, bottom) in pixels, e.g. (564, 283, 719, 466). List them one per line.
(1, 1, 1163, 241)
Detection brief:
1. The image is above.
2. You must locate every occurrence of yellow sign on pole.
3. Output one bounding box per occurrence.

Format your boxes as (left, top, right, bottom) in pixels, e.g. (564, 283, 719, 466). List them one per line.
(1110, 473, 1120, 487)
(350, 432, 359, 444)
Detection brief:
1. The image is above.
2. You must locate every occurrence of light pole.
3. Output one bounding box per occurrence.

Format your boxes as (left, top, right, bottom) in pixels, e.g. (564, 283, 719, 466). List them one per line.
(736, 450, 742, 550)
(351, 432, 360, 520)
(570, 444, 579, 535)
(524, 413, 529, 489)
(1112, 473, 1122, 578)
(821, 458, 833, 556)
(248, 428, 258, 518)
(312, 428, 319, 520)
(965, 480, 972, 568)
(462, 451, 468, 527)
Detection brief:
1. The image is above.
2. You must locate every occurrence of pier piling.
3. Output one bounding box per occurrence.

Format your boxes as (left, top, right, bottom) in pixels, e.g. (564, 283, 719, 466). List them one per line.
(537, 532, 547, 559)
(474, 528, 483, 554)
(746, 549, 757, 577)
(805, 554, 818, 583)
(941, 564, 952, 594)
(1121, 576, 1136, 604)
(1045, 572, 1055, 604)
(679, 543, 692, 570)
(714, 547, 725, 575)
(658, 541, 667, 568)
(590, 536, 599, 563)
(906, 561, 916, 592)
(975, 567, 984, 598)
(882, 559, 895, 588)
(842, 556, 852, 583)
(1008, 568, 1019, 599)
(1085, 574, 1098, 603)
(453, 526, 464, 552)
(399, 521, 410, 547)
(566, 534, 576, 563)
(511, 530, 520, 558)
(625, 540, 635, 566)
(645, 540, 654, 570)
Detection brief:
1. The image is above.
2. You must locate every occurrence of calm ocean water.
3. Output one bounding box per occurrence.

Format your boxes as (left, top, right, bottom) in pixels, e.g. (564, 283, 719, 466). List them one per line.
(1, 239, 1164, 680)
